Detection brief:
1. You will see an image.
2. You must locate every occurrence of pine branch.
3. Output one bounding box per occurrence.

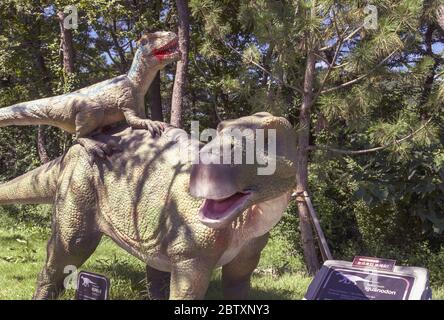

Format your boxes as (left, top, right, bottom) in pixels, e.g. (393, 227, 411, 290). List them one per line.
(313, 52, 330, 65)
(308, 117, 433, 155)
(321, 49, 399, 94)
(319, 26, 362, 52)
(312, 9, 344, 105)
(333, 62, 350, 69)
(342, 26, 363, 42)
(220, 39, 304, 95)
(104, 48, 119, 66)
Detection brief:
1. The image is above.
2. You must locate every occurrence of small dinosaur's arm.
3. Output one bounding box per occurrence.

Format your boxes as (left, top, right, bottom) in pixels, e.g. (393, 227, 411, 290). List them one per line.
(65, 99, 121, 161)
(122, 107, 170, 136)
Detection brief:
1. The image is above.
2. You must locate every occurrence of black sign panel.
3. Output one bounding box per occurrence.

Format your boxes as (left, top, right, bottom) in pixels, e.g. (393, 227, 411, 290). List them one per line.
(75, 271, 110, 300)
(314, 267, 415, 300)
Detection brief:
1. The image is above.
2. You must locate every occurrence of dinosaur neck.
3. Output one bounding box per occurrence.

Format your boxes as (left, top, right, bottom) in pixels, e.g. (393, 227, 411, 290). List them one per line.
(240, 191, 291, 239)
(127, 49, 161, 95)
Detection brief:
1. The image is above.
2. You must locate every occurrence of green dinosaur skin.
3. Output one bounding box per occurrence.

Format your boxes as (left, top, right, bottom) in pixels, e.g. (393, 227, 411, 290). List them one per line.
(0, 112, 297, 300)
(0, 31, 180, 156)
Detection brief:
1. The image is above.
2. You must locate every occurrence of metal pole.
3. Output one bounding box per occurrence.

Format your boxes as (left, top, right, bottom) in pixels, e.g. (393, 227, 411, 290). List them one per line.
(303, 191, 333, 261)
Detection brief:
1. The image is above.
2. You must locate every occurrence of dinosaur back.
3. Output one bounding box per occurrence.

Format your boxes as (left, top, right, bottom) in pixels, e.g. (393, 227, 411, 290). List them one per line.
(91, 126, 205, 256)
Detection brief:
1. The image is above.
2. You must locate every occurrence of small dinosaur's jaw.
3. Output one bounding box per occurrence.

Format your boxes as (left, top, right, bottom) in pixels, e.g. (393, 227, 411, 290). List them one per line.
(152, 38, 180, 62)
(198, 190, 253, 229)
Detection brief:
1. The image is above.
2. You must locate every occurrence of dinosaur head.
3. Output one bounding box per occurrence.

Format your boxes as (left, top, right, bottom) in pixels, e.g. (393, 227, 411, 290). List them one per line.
(189, 112, 297, 229)
(137, 31, 180, 65)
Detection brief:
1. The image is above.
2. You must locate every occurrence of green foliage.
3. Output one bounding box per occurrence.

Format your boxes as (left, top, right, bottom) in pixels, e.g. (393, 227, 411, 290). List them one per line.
(0, 204, 312, 300)
(308, 155, 444, 287)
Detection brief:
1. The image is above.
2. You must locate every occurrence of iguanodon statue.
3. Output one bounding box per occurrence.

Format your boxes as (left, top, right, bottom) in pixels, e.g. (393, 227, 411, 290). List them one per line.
(0, 112, 297, 299)
(0, 31, 179, 157)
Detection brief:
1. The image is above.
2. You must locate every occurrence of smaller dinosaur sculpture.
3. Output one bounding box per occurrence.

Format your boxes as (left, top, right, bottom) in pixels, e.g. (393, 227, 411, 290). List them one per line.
(0, 31, 180, 157)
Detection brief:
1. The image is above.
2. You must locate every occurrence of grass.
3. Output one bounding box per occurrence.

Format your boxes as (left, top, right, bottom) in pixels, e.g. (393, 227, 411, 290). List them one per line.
(0, 204, 442, 300)
(0, 223, 311, 300)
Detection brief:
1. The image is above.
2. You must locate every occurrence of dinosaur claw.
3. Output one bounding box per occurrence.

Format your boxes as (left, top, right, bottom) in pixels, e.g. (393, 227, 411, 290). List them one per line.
(153, 121, 170, 136)
(96, 149, 106, 158)
(144, 121, 155, 137)
(89, 144, 106, 159)
(108, 141, 123, 153)
(137, 120, 170, 137)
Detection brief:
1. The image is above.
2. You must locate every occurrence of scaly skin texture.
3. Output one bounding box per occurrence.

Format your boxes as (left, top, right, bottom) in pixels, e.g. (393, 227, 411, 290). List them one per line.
(0, 31, 180, 157)
(0, 112, 298, 300)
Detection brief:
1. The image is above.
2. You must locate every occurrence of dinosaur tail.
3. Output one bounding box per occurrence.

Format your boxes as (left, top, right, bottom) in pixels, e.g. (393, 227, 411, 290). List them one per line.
(0, 98, 51, 127)
(0, 157, 62, 205)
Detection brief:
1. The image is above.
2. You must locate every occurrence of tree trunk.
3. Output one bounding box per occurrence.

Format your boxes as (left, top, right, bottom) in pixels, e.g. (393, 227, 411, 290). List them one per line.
(57, 11, 75, 76)
(30, 3, 52, 164)
(57, 10, 76, 153)
(170, 0, 190, 128)
(143, 0, 164, 122)
(418, 24, 438, 116)
(37, 126, 50, 164)
(295, 50, 320, 275)
(148, 72, 164, 121)
(110, 19, 128, 72)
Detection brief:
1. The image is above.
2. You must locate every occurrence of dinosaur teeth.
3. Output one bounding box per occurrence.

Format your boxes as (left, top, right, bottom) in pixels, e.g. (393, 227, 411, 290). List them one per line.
(153, 38, 179, 57)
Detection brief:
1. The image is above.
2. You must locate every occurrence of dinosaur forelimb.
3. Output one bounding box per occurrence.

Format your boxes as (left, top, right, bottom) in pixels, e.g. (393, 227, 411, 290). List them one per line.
(123, 109, 171, 136)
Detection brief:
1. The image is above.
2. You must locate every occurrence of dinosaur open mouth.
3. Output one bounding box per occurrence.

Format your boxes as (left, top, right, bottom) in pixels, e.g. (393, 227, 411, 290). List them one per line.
(198, 191, 252, 229)
(153, 39, 180, 60)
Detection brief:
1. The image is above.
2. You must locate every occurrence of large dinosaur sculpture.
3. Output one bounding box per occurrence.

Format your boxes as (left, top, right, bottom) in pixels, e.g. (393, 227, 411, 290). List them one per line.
(0, 31, 180, 157)
(0, 112, 297, 300)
